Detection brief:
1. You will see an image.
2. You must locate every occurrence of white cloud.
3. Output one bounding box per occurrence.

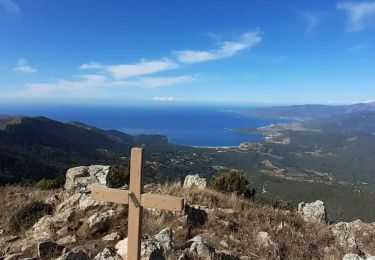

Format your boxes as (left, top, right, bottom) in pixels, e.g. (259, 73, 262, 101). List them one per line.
(111, 75, 196, 88)
(0, 0, 20, 14)
(11, 74, 195, 99)
(175, 31, 262, 64)
(300, 12, 320, 33)
(106, 59, 178, 79)
(153, 96, 181, 101)
(79, 62, 103, 70)
(13, 59, 38, 74)
(14, 66, 38, 74)
(337, 1, 375, 31)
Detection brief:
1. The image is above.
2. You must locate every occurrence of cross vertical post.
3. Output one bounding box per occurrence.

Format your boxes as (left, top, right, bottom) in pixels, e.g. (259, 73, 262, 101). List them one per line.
(90, 147, 184, 260)
(127, 147, 144, 260)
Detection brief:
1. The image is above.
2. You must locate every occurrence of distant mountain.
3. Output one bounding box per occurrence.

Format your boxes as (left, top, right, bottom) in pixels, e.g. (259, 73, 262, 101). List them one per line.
(0, 116, 168, 184)
(245, 102, 375, 121)
(245, 102, 375, 134)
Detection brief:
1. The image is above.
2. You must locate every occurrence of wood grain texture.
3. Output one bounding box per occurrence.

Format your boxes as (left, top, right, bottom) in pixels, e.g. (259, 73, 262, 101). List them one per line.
(127, 147, 144, 260)
(141, 193, 184, 212)
(90, 185, 129, 204)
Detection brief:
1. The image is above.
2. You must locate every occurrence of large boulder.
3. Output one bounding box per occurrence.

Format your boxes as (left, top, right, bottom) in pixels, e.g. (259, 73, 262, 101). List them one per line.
(298, 200, 327, 222)
(183, 175, 207, 190)
(331, 221, 357, 250)
(65, 165, 110, 193)
(88, 210, 118, 234)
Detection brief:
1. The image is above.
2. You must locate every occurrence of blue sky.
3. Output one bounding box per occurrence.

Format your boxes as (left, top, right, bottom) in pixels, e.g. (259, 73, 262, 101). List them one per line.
(1, 0, 375, 105)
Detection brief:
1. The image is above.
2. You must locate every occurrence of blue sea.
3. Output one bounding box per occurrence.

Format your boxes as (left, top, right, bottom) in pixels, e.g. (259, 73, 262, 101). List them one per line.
(0, 104, 279, 147)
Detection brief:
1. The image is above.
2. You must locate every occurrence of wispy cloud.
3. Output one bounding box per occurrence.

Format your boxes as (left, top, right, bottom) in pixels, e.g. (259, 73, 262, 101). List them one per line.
(175, 31, 262, 64)
(153, 96, 182, 101)
(13, 59, 38, 74)
(11, 74, 195, 98)
(337, 1, 375, 31)
(347, 44, 370, 51)
(80, 59, 178, 80)
(79, 62, 103, 70)
(112, 75, 196, 88)
(0, 0, 20, 14)
(300, 12, 320, 33)
(106, 59, 178, 79)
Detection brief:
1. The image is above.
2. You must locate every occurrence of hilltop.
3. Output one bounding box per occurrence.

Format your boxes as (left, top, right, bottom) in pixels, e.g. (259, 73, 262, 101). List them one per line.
(0, 167, 374, 259)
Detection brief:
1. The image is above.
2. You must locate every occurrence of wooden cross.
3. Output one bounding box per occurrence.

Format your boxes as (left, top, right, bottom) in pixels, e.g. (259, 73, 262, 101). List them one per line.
(90, 147, 184, 260)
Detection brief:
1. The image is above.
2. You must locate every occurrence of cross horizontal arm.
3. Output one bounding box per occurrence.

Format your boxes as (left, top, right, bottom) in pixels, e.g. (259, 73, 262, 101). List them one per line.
(90, 185, 184, 212)
(91, 185, 129, 204)
(141, 193, 184, 212)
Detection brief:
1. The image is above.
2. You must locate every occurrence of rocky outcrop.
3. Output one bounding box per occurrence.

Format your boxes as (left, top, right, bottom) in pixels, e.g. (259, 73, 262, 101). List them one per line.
(331, 219, 375, 257)
(183, 174, 207, 190)
(331, 221, 357, 250)
(88, 209, 118, 234)
(298, 200, 327, 222)
(65, 165, 110, 193)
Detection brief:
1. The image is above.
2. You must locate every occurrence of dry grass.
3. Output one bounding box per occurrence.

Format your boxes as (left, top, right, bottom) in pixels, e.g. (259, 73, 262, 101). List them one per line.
(0, 186, 60, 235)
(0, 184, 348, 259)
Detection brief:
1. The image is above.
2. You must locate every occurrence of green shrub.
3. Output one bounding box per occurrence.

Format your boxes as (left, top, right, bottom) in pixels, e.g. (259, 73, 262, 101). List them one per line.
(107, 164, 129, 188)
(9, 201, 53, 233)
(272, 200, 295, 211)
(36, 178, 61, 190)
(210, 169, 255, 198)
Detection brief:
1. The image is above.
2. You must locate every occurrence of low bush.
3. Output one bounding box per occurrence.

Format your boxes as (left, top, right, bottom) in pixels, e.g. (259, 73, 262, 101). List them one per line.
(107, 164, 129, 188)
(9, 201, 53, 233)
(272, 200, 295, 211)
(210, 169, 255, 198)
(36, 178, 61, 190)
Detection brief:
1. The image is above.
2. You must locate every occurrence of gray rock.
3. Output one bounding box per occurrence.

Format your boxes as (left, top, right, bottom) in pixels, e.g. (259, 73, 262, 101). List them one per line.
(183, 174, 207, 190)
(54, 208, 77, 226)
(102, 232, 120, 241)
(298, 200, 327, 222)
(256, 232, 277, 248)
(88, 209, 118, 234)
(79, 193, 107, 211)
(187, 236, 215, 259)
(56, 193, 82, 213)
(94, 246, 121, 260)
(27, 216, 55, 240)
(342, 254, 364, 260)
(56, 250, 90, 260)
(154, 228, 174, 252)
(37, 241, 65, 258)
(115, 235, 164, 260)
(57, 235, 77, 245)
(64, 165, 110, 193)
(331, 222, 357, 250)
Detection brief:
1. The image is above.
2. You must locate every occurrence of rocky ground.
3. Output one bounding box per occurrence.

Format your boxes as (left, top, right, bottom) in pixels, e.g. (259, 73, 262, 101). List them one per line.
(0, 165, 374, 259)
